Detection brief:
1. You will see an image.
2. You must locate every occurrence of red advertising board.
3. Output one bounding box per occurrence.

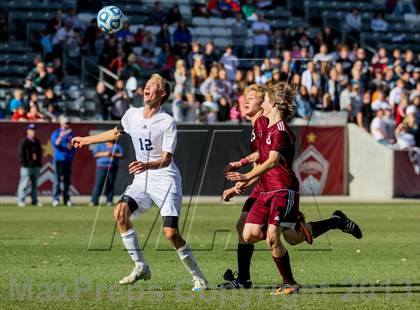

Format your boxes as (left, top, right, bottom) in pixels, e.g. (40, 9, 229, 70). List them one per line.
(0, 122, 347, 196)
(394, 150, 420, 198)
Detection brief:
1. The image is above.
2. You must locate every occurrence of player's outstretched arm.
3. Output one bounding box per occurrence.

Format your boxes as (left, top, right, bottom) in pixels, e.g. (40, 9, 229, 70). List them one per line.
(71, 128, 121, 149)
(223, 151, 260, 174)
(225, 151, 280, 182)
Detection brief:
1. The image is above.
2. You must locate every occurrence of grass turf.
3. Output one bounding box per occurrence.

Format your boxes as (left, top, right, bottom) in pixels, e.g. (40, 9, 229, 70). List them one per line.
(0, 202, 419, 309)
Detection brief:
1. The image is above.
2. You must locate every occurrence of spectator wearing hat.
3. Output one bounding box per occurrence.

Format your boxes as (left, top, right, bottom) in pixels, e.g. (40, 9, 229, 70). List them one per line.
(17, 124, 42, 207)
(50, 116, 75, 207)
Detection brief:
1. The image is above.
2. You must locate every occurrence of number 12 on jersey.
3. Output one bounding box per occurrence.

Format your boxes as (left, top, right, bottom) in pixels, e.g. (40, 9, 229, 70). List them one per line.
(139, 138, 153, 151)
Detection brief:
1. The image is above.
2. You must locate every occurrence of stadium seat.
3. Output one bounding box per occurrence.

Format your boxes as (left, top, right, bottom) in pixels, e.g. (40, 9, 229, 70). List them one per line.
(129, 24, 144, 34)
(211, 27, 231, 37)
(214, 38, 231, 48)
(196, 36, 211, 47)
(83, 100, 96, 117)
(224, 18, 236, 26)
(145, 25, 161, 35)
(82, 89, 96, 100)
(192, 17, 209, 26)
(193, 27, 211, 37)
(209, 17, 225, 27)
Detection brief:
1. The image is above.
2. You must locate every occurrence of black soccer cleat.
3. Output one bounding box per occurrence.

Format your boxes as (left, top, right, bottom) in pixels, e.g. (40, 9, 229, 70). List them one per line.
(217, 269, 253, 289)
(332, 210, 363, 239)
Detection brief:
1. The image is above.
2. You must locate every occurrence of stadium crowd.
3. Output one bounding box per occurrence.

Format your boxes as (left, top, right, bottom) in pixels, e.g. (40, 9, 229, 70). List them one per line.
(2, 0, 420, 149)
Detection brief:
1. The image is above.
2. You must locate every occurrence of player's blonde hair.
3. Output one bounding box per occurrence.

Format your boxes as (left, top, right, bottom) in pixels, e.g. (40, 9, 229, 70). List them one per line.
(266, 82, 297, 121)
(244, 84, 265, 102)
(149, 74, 171, 104)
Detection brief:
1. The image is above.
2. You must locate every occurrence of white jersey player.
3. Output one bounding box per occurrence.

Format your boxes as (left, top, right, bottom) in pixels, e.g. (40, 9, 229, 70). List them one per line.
(71, 74, 208, 291)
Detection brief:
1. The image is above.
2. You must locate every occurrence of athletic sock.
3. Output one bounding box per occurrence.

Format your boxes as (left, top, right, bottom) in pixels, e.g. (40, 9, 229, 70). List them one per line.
(177, 242, 205, 279)
(121, 228, 145, 269)
(309, 217, 340, 238)
(272, 251, 296, 285)
(237, 243, 254, 283)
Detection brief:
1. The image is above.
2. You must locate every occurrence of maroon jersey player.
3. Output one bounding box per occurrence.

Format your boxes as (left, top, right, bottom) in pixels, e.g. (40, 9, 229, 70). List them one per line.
(226, 82, 362, 295)
(218, 84, 267, 289)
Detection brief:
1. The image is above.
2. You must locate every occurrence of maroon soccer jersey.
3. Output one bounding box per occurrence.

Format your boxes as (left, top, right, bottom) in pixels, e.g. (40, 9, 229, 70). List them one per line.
(250, 115, 269, 155)
(258, 120, 299, 192)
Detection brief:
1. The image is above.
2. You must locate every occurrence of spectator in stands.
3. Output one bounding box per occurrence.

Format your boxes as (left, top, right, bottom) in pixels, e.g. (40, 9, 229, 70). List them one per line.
(156, 23, 172, 47)
(131, 86, 144, 108)
(371, 11, 389, 32)
(314, 44, 333, 63)
(52, 21, 75, 55)
(64, 8, 84, 31)
(394, 0, 418, 15)
(126, 72, 138, 99)
(370, 109, 389, 144)
(389, 79, 406, 108)
(172, 92, 184, 122)
(108, 50, 125, 76)
(173, 19, 192, 47)
(121, 53, 141, 81)
(230, 101, 242, 123)
(166, 4, 183, 25)
(203, 41, 218, 71)
(401, 49, 417, 73)
(142, 32, 156, 52)
(51, 116, 75, 207)
(26, 104, 45, 122)
(344, 8, 362, 40)
(372, 48, 389, 73)
(84, 19, 98, 55)
(252, 14, 271, 59)
(94, 81, 111, 120)
(394, 122, 416, 149)
(12, 107, 27, 122)
(174, 59, 188, 95)
(231, 13, 248, 58)
(17, 124, 42, 207)
(187, 41, 203, 69)
(200, 65, 219, 98)
(295, 85, 311, 120)
(110, 80, 130, 120)
(356, 91, 374, 131)
(202, 94, 219, 123)
(215, 68, 233, 101)
(90, 141, 124, 207)
(302, 61, 316, 92)
(396, 95, 408, 125)
(98, 38, 118, 68)
(220, 46, 239, 82)
(139, 49, 156, 69)
(184, 93, 199, 122)
(372, 91, 389, 111)
(191, 55, 208, 93)
(40, 30, 53, 62)
(335, 45, 353, 77)
(117, 22, 134, 42)
(47, 9, 63, 35)
(322, 27, 337, 55)
(217, 96, 231, 121)
(9, 89, 25, 114)
(33, 62, 52, 91)
(242, 0, 257, 21)
(150, 1, 167, 25)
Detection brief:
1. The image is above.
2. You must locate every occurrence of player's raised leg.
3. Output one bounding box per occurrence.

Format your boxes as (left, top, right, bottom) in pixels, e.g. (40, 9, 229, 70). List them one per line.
(161, 220, 208, 291)
(114, 196, 151, 285)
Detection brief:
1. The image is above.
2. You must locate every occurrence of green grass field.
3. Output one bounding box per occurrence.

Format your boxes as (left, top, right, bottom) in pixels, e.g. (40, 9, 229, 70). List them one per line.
(0, 202, 419, 309)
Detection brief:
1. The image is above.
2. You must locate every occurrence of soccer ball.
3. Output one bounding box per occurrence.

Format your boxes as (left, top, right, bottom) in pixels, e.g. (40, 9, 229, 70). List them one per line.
(97, 6, 125, 34)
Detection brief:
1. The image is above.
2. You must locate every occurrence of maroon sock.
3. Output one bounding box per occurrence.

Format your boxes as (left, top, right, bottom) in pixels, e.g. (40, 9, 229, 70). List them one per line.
(272, 251, 296, 285)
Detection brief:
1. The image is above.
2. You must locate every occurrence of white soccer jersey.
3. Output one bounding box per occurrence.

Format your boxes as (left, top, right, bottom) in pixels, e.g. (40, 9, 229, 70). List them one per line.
(120, 107, 182, 217)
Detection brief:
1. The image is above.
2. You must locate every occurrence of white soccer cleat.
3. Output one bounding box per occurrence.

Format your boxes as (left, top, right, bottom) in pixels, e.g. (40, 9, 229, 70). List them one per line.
(119, 265, 151, 285)
(192, 276, 209, 292)
(52, 200, 59, 207)
(17, 202, 25, 207)
(66, 201, 73, 207)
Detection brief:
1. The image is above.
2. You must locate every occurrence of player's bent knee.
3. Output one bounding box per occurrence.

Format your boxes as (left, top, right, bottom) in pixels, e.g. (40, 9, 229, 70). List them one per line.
(163, 227, 180, 243)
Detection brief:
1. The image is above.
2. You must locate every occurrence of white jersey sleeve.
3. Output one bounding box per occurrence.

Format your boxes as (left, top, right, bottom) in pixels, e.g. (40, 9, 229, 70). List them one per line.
(162, 120, 177, 154)
(120, 107, 136, 134)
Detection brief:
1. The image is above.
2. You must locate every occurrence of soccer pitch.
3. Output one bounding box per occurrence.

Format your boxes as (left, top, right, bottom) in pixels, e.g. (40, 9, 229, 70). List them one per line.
(0, 202, 419, 309)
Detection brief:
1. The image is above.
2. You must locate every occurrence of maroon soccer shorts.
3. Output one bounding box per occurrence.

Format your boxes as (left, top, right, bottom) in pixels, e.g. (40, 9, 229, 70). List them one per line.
(245, 189, 300, 226)
(241, 183, 262, 212)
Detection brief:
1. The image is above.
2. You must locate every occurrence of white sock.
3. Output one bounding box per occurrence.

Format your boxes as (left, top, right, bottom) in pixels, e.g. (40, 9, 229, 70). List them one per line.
(177, 242, 205, 279)
(121, 228, 145, 269)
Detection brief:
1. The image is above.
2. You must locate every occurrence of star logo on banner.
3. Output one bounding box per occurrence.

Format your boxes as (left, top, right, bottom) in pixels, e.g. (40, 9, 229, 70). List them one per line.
(306, 132, 317, 144)
(42, 140, 54, 158)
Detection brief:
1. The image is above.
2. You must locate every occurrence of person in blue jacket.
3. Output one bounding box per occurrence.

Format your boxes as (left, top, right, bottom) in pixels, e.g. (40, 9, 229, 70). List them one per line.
(50, 116, 75, 206)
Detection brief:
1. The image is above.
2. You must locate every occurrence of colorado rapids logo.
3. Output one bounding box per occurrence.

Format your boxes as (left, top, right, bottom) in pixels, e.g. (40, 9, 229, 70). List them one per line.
(293, 145, 329, 195)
